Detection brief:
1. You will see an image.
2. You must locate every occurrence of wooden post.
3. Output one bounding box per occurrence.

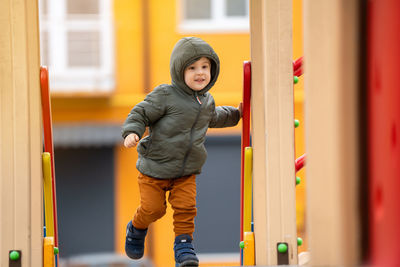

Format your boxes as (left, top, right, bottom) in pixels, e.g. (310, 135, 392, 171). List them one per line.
(0, 0, 43, 266)
(303, 0, 360, 265)
(249, 0, 297, 265)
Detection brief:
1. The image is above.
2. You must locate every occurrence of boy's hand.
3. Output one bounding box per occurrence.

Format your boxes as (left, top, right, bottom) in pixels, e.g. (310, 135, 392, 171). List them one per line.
(238, 102, 243, 118)
(124, 133, 140, 148)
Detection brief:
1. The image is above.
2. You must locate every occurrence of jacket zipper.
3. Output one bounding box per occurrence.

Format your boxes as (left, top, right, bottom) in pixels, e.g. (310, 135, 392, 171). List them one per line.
(179, 92, 202, 177)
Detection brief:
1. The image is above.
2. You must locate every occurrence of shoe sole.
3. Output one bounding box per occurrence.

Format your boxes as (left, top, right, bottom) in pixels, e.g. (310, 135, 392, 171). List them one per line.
(125, 252, 144, 260)
(175, 260, 199, 267)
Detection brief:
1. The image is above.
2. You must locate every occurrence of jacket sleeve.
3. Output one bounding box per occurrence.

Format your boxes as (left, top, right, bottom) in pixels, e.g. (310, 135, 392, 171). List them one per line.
(209, 105, 241, 128)
(121, 87, 167, 139)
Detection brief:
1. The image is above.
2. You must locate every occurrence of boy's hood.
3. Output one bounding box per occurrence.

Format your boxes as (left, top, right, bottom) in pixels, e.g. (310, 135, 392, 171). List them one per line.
(170, 37, 220, 95)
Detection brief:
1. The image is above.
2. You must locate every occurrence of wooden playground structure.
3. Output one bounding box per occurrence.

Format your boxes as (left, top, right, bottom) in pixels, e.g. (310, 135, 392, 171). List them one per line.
(1, 0, 399, 266)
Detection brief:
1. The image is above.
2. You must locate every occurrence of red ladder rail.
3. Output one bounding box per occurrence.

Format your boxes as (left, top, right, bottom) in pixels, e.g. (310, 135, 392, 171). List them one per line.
(40, 66, 59, 250)
(293, 56, 304, 77)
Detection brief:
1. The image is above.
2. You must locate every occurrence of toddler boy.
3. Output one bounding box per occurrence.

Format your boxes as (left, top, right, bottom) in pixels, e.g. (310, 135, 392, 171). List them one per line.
(122, 37, 241, 267)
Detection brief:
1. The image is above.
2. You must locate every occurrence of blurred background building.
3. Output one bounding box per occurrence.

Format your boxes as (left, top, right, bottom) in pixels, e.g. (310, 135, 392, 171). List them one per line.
(38, 0, 305, 266)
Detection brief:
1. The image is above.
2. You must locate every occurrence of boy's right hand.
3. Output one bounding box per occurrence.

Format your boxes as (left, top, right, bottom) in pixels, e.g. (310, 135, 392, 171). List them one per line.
(124, 133, 140, 148)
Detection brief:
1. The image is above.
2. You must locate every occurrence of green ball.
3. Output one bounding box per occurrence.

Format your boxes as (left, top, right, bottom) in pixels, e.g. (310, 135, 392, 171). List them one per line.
(9, 251, 20, 261)
(294, 119, 300, 128)
(277, 243, 288, 253)
(54, 247, 59, 255)
(294, 76, 299, 84)
(297, 237, 303, 246)
(296, 176, 301, 185)
(239, 241, 245, 249)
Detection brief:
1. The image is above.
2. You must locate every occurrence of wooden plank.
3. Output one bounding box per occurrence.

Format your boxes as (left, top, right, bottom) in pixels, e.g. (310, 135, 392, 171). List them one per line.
(0, 0, 42, 265)
(0, 0, 15, 264)
(303, 0, 360, 265)
(249, 0, 297, 265)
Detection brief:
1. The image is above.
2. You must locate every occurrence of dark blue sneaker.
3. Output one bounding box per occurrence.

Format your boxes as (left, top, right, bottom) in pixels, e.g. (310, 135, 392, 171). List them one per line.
(125, 221, 147, 260)
(174, 234, 199, 267)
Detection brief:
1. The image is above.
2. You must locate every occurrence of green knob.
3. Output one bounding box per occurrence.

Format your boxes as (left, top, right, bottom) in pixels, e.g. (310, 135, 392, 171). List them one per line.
(296, 176, 301, 185)
(294, 119, 300, 128)
(239, 241, 245, 249)
(54, 247, 59, 255)
(294, 76, 299, 84)
(297, 237, 303, 246)
(277, 243, 288, 253)
(9, 251, 20, 261)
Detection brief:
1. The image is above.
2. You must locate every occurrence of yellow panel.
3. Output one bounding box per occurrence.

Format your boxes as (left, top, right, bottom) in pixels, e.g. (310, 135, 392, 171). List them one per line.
(243, 147, 253, 233)
(42, 153, 54, 237)
(43, 237, 55, 267)
(243, 232, 255, 266)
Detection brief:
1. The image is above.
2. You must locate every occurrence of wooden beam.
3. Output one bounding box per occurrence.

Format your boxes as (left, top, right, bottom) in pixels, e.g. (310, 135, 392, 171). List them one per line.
(249, 0, 297, 265)
(303, 0, 360, 265)
(0, 0, 43, 265)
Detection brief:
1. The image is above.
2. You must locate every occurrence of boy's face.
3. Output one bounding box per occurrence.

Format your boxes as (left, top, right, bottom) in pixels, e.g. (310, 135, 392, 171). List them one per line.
(184, 57, 211, 91)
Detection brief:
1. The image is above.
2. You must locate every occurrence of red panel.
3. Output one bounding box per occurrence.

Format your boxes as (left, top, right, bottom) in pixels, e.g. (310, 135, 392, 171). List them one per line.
(368, 0, 400, 265)
(240, 61, 251, 243)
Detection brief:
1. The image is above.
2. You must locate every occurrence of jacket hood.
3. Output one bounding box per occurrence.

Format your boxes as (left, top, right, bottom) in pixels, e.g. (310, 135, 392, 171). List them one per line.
(170, 37, 220, 95)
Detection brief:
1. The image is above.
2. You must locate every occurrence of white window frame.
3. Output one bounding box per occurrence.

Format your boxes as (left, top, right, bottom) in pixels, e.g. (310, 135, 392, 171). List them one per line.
(39, 0, 115, 93)
(178, 0, 249, 33)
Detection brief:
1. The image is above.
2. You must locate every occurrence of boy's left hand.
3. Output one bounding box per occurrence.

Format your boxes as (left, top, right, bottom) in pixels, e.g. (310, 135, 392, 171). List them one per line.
(238, 102, 243, 118)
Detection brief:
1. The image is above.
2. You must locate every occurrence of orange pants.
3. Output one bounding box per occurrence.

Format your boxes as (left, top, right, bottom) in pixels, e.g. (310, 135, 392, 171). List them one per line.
(132, 173, 197, 238)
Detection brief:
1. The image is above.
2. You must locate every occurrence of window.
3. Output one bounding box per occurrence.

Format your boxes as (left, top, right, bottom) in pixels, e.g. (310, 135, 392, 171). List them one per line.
(39, 0, 114, 93)
(179, 0, 249, 33)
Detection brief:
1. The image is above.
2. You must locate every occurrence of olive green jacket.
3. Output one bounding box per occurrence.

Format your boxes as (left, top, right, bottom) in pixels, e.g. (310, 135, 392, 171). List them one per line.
(122, 37, 240, 178)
